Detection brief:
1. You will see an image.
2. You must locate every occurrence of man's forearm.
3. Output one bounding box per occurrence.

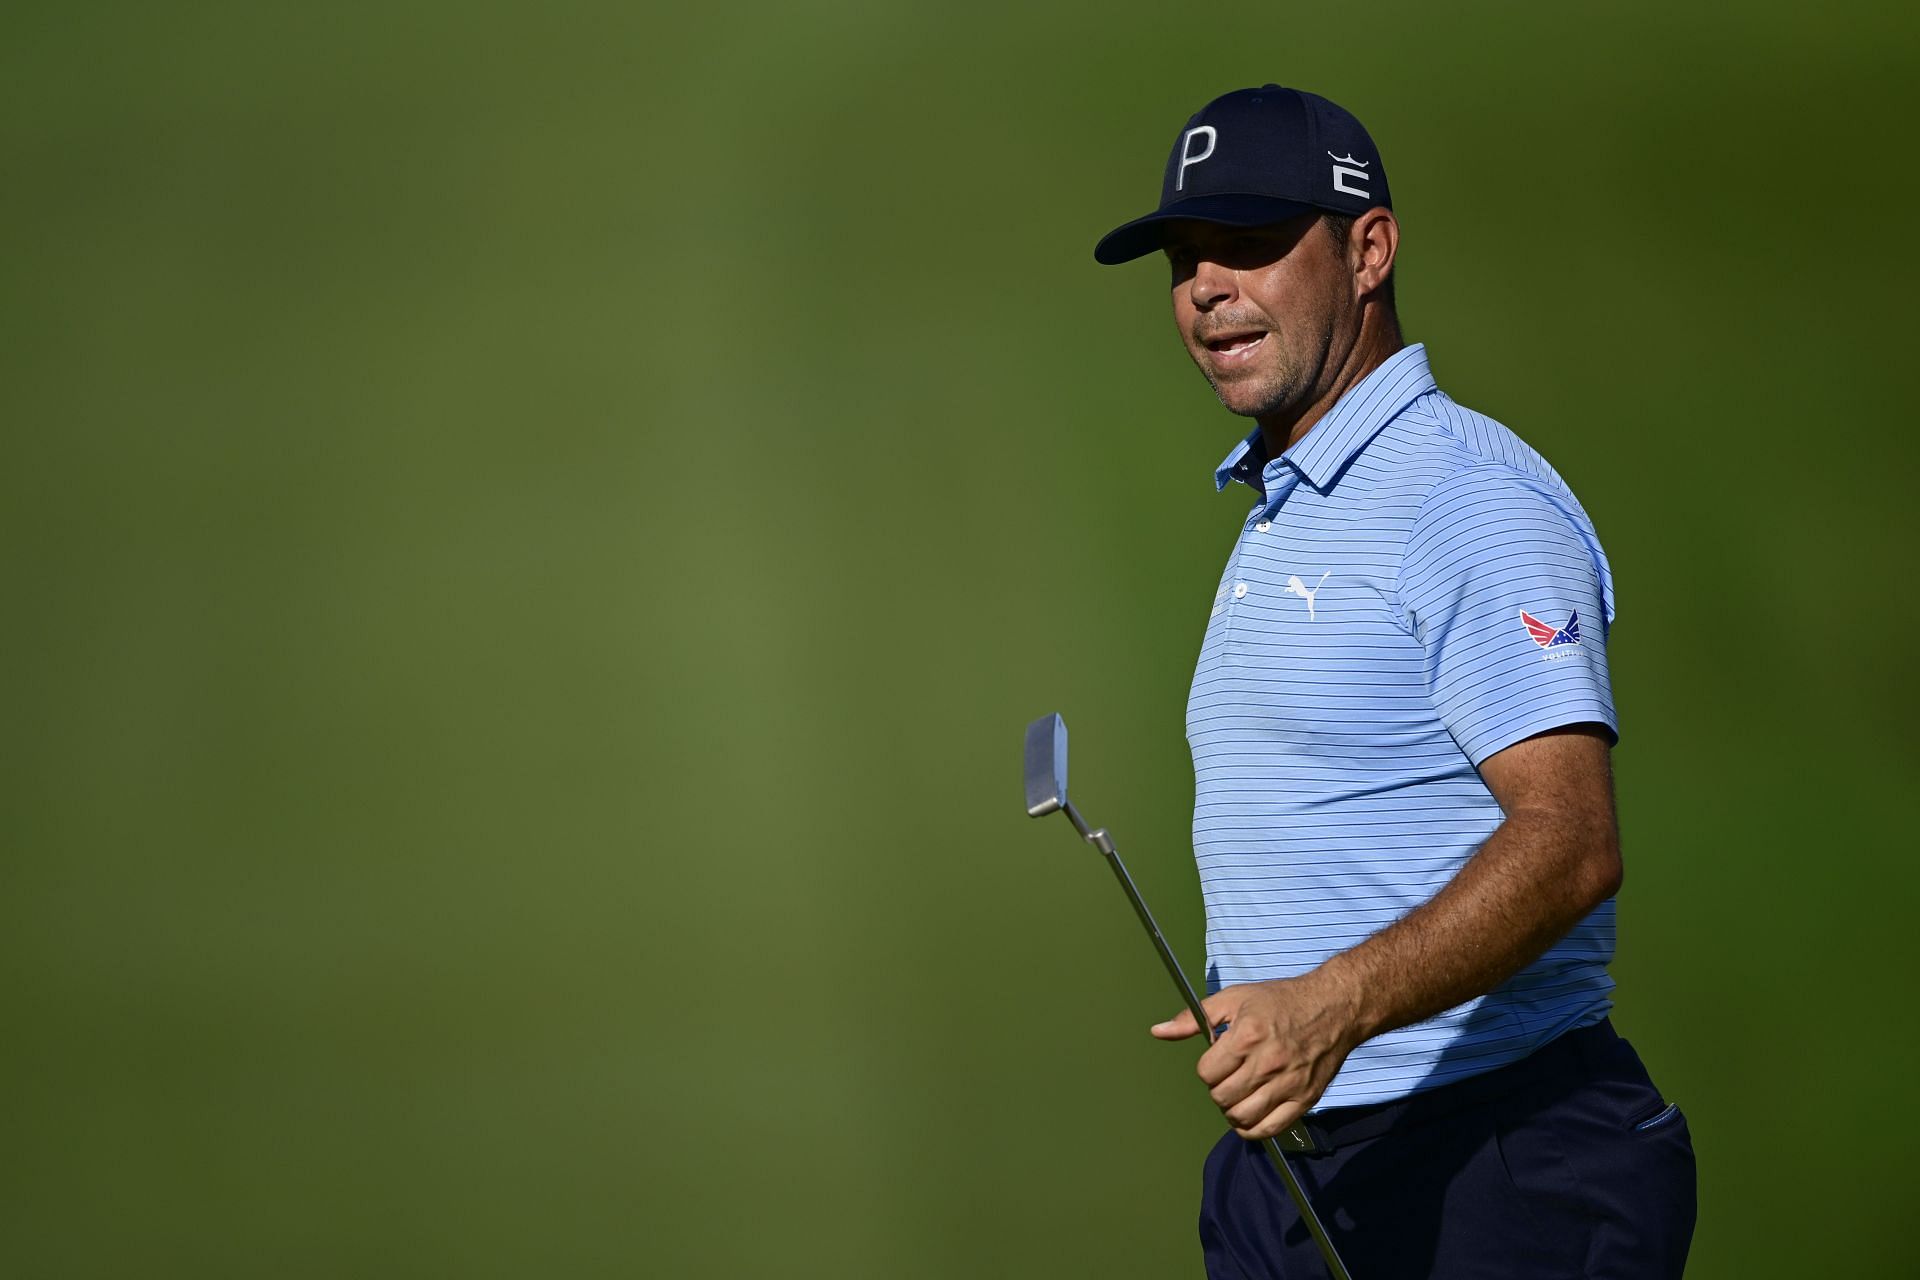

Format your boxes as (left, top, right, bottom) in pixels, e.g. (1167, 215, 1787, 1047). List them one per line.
(1315, 805, 1623, 1046)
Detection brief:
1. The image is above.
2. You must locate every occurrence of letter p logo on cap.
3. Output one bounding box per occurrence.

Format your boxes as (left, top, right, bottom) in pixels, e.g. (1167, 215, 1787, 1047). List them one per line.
(1176, 125, 1216, 191)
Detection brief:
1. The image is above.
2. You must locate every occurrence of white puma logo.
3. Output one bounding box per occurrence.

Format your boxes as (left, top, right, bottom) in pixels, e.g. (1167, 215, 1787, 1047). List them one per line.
(1284, 571, 1331, 621)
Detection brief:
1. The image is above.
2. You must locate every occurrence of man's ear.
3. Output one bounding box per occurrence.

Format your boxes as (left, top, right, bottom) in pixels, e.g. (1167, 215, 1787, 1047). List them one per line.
(1352, 207, 1399, 302)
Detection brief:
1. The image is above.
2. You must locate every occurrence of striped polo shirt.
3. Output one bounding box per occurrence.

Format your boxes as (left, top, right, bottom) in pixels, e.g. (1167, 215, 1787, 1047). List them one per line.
(1187, 343, 1618, 1109)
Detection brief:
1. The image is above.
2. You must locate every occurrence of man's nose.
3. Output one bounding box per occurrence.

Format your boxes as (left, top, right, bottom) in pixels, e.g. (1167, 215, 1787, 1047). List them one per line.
(1189, 259, 1236, 311)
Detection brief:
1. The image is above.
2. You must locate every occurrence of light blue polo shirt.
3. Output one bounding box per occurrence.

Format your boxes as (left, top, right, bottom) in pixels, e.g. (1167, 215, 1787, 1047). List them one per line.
(1187, 343, 1619, 1109)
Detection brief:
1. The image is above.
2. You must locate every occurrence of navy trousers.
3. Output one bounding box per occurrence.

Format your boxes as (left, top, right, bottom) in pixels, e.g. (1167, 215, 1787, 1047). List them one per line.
(1199, 1021, 1696, 1279)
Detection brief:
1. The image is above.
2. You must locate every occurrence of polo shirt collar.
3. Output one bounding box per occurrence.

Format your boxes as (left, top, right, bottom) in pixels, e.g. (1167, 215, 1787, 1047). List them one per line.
(1213, 343, 1438, 494)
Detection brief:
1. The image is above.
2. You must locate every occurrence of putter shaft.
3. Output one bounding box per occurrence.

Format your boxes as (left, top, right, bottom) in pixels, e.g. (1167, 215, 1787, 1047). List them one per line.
(1062, 798, 1355, 1280)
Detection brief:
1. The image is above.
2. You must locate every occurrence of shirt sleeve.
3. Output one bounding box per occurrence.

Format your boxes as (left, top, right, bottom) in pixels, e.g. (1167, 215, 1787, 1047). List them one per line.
(1397, 463, 1618, 766)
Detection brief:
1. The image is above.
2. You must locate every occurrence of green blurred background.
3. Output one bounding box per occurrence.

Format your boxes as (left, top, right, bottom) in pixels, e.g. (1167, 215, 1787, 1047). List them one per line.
(4, 1, 1915, 1275)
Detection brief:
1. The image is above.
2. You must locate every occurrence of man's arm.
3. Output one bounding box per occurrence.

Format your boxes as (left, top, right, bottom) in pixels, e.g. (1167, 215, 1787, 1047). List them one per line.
(1149, 723, 1622, 1141)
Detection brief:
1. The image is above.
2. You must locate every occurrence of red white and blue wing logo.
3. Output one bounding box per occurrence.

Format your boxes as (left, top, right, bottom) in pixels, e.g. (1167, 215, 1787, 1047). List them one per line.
(1520, 609, 1581, 648)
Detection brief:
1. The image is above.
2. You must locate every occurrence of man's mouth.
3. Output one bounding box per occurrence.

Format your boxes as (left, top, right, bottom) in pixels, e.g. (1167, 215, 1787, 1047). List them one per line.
(1202, 330, 1268, 362)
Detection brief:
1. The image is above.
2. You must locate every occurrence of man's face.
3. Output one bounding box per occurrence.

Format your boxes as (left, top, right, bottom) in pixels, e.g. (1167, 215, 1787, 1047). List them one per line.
(1163, 215, 1355, 422)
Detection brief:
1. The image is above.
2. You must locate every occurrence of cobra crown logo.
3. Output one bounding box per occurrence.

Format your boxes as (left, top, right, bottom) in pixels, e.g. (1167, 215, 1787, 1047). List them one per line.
(1326, 151, 1370, 198)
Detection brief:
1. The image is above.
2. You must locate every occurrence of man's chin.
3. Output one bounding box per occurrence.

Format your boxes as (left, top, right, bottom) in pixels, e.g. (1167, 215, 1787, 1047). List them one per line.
(1194, 355, 1291, 418)
(1211, 379, 1283, 419)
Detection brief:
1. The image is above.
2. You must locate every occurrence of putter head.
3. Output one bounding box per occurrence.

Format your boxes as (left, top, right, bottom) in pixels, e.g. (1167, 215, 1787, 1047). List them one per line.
(1024, 713, 1070, 817)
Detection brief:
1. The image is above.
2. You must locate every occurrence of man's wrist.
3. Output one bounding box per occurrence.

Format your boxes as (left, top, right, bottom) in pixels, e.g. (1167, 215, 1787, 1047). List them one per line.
(1312, 949, 1385, 1049)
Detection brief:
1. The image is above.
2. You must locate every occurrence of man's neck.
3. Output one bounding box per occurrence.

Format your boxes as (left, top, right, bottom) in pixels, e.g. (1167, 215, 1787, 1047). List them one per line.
(1256, 314, 1405, 461)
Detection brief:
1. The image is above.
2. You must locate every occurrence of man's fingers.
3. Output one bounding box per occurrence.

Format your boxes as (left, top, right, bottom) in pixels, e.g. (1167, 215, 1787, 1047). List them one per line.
(1148, 1008, 1200, 1040)
(1151, 991, 1236, 1041)
(1221, 1077, 1291, 1132)
(1207, 1058, 1266, 1112)
(1196, 1035, 1249, 1087)
(1234, 1096, 1310, 1143)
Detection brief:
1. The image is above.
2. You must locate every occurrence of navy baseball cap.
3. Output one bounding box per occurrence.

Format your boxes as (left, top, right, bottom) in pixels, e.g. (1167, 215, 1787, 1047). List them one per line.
(1093, 85, 1392, 265)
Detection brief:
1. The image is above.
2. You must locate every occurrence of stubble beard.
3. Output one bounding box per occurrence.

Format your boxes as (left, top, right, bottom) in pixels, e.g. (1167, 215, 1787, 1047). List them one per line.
(1198, 313, 1335, 422)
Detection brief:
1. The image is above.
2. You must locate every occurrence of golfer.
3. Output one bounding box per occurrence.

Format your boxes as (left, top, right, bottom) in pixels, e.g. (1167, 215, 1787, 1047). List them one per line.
(1094, 85, 1697, 1278)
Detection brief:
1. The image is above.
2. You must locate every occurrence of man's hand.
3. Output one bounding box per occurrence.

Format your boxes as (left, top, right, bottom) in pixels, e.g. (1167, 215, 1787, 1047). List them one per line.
(1150, 970, 1366, 1141)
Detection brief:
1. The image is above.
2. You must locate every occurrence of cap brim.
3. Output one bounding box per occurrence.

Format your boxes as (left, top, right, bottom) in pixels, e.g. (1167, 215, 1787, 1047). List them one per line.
(1092, 194, 1321, 265)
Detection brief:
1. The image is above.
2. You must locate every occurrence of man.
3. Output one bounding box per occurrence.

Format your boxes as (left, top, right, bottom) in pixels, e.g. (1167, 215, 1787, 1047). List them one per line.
(1092, 86, 1697, 1278)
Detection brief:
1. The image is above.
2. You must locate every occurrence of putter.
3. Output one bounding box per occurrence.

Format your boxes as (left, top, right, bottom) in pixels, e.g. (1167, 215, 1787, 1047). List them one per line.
(1024, 712, 1355, 1280)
